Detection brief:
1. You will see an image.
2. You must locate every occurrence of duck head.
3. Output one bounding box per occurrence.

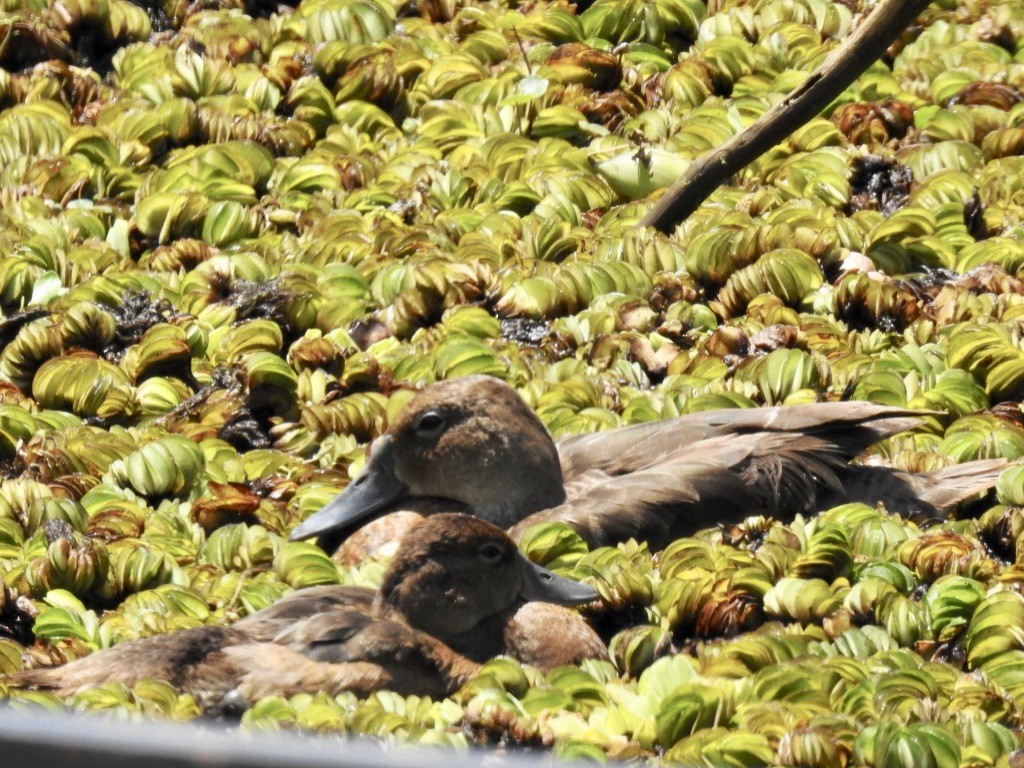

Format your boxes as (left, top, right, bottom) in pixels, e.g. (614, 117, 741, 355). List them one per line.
(373, 513, 597, 640)
(290, 376, 566, 541)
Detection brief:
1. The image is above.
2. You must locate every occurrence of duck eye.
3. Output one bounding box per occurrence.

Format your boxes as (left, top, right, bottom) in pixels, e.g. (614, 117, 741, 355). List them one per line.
(477, 543, 505, 564)
(414, 411, 446, 438)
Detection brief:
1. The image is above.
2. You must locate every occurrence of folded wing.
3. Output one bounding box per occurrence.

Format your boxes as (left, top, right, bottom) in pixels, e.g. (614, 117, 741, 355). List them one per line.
(515, 430, 861, 548)
(555, 402, 922, 481)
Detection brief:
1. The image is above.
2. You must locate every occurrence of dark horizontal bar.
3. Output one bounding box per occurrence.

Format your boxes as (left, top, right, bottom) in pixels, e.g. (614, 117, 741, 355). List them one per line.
(0, 707, 568, 768)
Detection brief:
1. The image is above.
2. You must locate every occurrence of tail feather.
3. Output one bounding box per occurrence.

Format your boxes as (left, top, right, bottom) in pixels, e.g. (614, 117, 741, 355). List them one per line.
(557, 402, 925, 480)
(4, 625, 242, 696)
(822, 458, 1007, 517)
(6, 654, 122, 696)
(912, 458, 1009, 511)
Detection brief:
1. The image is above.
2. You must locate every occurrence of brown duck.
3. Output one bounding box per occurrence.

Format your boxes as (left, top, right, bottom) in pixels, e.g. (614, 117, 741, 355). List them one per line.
(290, 375, 1006, 553)
(7, 514, 604, 711)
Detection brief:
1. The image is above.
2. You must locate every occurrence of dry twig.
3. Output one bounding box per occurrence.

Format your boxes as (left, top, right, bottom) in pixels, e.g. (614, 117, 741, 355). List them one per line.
(640, 0, 935, 233)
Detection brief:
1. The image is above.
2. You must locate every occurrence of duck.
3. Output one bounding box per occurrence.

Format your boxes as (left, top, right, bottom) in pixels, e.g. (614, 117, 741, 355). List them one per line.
(6, 514, 605, 711)
(290, 375, 1007, 554)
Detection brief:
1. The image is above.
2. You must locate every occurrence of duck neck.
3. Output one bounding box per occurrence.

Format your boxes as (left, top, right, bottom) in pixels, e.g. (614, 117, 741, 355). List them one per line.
(374, 575, 408, 627)
(474, 491, 565, 529)
(443, 609, 510, 662)
(374, 573, 506, 646)
(417, 634, 482, 688)
(375, 578, 449, 640)
(469, 438, 567, 527)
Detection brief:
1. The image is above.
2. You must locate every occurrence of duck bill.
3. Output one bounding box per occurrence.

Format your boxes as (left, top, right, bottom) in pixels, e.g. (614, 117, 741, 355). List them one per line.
(289, 436, 410, 541)
(519, 558, 599, 606)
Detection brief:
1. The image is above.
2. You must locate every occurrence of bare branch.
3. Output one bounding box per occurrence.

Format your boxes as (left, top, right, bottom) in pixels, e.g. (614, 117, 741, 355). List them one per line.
(640, 0, 934, 233)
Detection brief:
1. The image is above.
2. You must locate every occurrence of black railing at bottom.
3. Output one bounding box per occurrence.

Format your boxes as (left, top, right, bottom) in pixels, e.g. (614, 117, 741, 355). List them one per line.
(0, 706, 577, 768)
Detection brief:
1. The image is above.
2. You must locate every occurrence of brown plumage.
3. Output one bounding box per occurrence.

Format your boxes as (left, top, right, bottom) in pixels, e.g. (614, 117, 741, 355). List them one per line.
(291, 376, 1006, 553)
(233, 584, 375, 641)
(6, 515, 604, 711)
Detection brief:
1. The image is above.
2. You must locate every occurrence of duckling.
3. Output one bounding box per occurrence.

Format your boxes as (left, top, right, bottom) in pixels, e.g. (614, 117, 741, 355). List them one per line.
(291, 376, 1007, 552)
(7, 514, 604, 710)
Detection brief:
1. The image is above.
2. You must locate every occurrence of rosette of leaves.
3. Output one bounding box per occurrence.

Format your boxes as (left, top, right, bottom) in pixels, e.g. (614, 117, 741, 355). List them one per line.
(287, 0, 395, 45)
(105, 433, 206, 499)
(1, 320, 67, 393)
(946, 325, 1024, 403)
(938, 414, 1024, 462)
(23, 530, 109, 601)
(68, 679, 199, 720)
(964, 589, 1024, 669)
(898, 528, 995, 584)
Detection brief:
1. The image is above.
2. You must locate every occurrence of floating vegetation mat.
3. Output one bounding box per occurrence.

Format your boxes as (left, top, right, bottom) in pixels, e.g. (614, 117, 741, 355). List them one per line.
(1, 0, 1024, 763)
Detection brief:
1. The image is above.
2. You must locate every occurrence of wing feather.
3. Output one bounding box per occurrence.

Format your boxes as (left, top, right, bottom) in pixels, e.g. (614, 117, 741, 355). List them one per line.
(555, 402, 923, 482)
(514, 431, 858, 548)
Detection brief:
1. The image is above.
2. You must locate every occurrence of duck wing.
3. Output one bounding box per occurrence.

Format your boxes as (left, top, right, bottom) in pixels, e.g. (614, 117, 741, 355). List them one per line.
(233, 585, 374, 642)
(555, 402, 922, 482)
(512, 431, 857, 549)
(193, 613, 402, 712)
(215, 645, 401, 706)
(221, 626, 479, 705)
(272, 608, 380, 663)
(828, 458, 1008, 517)
(225, 611, 480, 701)
(5, 625, 245, 696)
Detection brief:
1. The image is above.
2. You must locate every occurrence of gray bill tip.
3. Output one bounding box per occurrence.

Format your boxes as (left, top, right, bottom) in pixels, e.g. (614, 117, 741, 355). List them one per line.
(288, 436, 409, 541)
(288, 499, 347, 541)
(519, 559, 599, 606)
